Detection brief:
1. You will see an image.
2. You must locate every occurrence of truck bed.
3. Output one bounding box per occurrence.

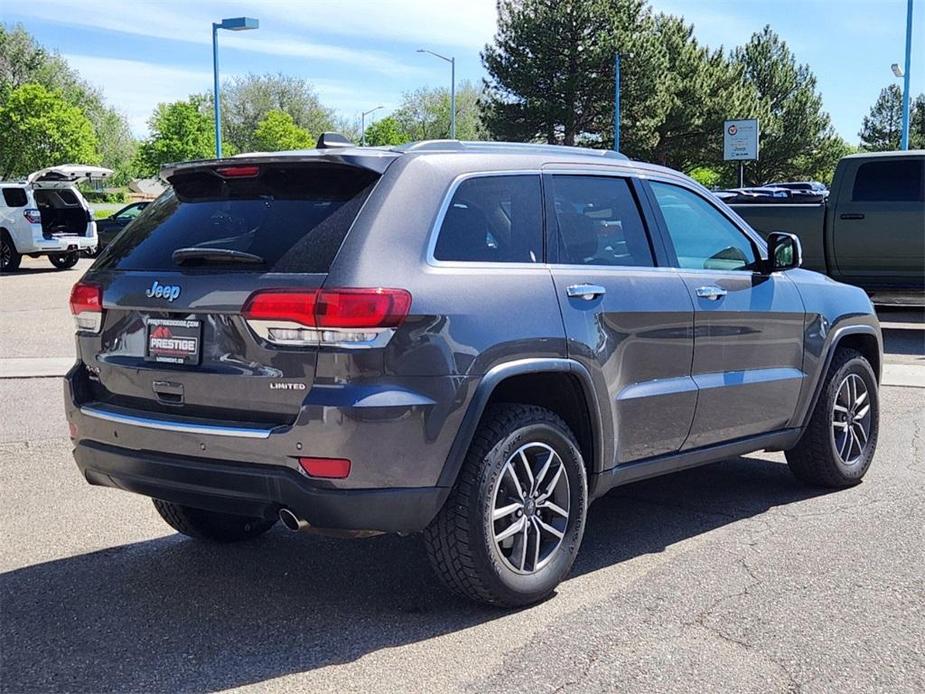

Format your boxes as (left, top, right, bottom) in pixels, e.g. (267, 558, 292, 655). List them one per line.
(730, 203, 827, 274)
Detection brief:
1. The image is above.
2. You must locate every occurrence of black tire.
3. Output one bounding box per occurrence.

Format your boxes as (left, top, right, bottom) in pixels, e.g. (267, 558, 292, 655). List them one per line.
(152, 499, 277, 542)
(424, 404, 588, 607)
(786, 348, 879, 488)
(49, 251, 79, 270)
(1, 231, 21, 272)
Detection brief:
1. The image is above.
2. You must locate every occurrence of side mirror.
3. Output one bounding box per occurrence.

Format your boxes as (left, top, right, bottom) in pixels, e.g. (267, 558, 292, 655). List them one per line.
(766, 231, 802, 272)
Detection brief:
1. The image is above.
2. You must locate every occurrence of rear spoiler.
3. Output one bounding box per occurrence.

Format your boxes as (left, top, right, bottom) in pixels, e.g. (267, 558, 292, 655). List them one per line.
(161, 148, 401, 181)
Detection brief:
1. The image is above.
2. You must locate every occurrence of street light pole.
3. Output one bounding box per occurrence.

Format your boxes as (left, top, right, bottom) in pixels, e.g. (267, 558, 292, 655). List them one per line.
(211, 17, 259, 158)
(613, 53, 621, 152)
(417, 49, 456, 139)
(900, 0, 914, 150)
(361, 106, 384, 147)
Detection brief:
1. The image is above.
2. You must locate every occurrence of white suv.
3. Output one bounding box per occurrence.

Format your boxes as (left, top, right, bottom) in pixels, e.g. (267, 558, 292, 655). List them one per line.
(1, 165, 112, 272)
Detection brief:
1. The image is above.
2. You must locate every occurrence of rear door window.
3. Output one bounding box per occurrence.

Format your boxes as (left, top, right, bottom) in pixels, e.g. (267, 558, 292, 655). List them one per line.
(550, 175, 655, 267)
(433, 175, 542, 263)
(2, 188, 27, 207)
(96, 165, 379, 272)
(852, 159, 925, 202)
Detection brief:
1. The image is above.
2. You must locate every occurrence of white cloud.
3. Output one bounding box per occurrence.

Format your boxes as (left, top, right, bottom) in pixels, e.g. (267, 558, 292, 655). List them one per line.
(61, 54, 216, 136)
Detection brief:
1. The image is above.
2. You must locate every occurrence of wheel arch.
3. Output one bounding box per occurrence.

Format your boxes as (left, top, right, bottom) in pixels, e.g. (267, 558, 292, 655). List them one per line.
(796, 323, 882, 430)
(436, 359, 607, 490)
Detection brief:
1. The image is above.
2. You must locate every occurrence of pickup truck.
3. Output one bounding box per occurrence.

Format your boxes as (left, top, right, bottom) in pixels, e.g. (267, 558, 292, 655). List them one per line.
(731, 150, 924, 305)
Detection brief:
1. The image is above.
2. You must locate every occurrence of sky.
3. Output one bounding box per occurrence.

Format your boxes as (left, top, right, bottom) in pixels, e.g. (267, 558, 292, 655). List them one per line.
(2, 0, 923, 143)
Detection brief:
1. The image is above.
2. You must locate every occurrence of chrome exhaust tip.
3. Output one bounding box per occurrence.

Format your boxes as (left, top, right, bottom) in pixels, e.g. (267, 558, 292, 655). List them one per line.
(278, 507, 309, 532)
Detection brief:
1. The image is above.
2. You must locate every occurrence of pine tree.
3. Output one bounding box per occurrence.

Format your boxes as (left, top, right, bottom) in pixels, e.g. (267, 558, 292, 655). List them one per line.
(911, 94, 925, 149)
(859, 85, 904, 151)
(731, 26, 844, 184)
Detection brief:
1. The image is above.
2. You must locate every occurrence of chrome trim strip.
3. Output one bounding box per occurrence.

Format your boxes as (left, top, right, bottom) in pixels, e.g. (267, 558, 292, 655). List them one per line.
(79, 405, 274, 439)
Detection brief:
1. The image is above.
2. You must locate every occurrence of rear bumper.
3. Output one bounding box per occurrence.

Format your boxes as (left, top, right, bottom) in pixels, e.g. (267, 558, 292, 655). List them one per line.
(73, 439, 447, 533)
(23, 235, 96, 254)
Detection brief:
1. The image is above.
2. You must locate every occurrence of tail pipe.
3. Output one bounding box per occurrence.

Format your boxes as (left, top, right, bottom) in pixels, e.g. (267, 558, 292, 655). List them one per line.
(278, 507, 309, 532)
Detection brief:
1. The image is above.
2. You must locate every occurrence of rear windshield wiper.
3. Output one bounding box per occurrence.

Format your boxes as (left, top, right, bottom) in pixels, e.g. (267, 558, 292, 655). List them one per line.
(172, 247, 265, 265)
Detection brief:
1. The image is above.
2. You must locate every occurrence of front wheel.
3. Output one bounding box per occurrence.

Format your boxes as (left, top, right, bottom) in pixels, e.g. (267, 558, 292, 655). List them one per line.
(424, 404, 588, 607)
(49, 251, 80, 270)
(786, 348, 879, 488)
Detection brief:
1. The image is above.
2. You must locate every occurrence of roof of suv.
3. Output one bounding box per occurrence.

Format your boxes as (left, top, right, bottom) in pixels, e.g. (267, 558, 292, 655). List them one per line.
(161, 139, 691, 181)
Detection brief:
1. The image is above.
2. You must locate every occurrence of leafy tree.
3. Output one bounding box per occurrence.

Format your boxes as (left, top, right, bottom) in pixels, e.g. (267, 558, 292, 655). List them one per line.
(363, 115, 408, 146)
(731, 26, 843, 184)
(859, 85, 903, 151)
(0, 83, 99, 178)
(1, 23, 136, 179)
(253, 109, 315, 151)
(199, 73, 336, 153)
(393, 81, 484, 141)
(687, 166, 722, 188)
(136, 97, 214, 175)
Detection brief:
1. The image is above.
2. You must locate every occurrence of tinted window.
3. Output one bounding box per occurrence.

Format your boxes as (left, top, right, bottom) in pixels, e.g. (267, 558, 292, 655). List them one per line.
(2, 188, 27, 207)
(434, 175, 542, 263)
(56, 189, 79, 205)
(117, 204, 144, 220)
(852, 159, 925, 202)
(97, 165, 378, 272)
(651, 182, 758, 271)
(551, 176, 653, 267)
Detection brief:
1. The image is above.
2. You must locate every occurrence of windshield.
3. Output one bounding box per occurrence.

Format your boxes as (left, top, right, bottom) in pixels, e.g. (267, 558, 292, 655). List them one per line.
(95, 164, 379, 272)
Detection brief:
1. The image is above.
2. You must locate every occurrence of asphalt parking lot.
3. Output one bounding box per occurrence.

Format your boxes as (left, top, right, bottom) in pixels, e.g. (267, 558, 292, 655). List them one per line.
(1, 257, 923, 693)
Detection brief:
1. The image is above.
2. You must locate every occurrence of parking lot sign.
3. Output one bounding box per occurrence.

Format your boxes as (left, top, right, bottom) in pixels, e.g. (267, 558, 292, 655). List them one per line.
(723, 119, 759, 161)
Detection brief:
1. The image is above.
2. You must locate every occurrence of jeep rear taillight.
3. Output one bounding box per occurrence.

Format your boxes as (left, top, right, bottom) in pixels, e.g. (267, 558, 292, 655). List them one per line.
(69, 282, 103, 333)
(242, 288, 411, 348)
(23, 209, 41, 225)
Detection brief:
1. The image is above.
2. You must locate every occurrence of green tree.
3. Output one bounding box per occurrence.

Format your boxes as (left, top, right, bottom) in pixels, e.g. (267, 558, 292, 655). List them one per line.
(253, 109, 315, 151)
(363, 115, 408, 146)
(648, 13, 762, 171)
(393, 81, 484, 141)
(481, 0, 666, 152)
(687, 166, 722, 188)
(136, 97, 214, 175)
(0, 83, 99, 178)
(859, 85, 903, 151)
(911, 93, 925, 149)
(731, 26, 843, 184)
(199, 73, 336, 153)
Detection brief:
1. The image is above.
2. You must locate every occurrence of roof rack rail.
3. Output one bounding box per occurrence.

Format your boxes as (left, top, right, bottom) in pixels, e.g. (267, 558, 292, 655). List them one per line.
(393, 140, 628, 159)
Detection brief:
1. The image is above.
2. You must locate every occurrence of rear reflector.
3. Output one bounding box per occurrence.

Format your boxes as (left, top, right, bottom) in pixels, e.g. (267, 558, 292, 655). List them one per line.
(298, 457, 351, 479)
(69, 282, 103, 333)
(242, 288, 411, 348)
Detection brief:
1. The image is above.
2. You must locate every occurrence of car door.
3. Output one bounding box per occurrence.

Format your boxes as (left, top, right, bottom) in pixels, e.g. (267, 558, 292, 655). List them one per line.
(645, 179, 805, 450)
(546, 171, 696, 466)
(832, 155, 925, 280)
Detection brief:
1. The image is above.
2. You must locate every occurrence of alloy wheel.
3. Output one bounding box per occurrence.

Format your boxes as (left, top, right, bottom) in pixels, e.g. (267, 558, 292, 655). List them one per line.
(832, 373, 871, 465)
(0, 241, 10, 269)
(490, 442, 570, 575)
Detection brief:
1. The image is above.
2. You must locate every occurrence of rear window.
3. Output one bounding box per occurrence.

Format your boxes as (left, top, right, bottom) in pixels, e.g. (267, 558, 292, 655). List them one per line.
(96, 165, 379, 272)
(852, 159, 925, 202)
(2, 188, 27, 207)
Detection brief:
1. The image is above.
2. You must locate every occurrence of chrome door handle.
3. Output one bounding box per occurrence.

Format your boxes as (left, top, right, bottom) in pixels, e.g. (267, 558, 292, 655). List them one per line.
(695, 285, 727, 301)
(566, 284, 606, 300)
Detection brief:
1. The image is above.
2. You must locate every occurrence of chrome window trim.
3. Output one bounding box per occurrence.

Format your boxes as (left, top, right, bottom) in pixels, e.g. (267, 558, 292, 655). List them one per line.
(425, 170, 546, 270)
(79, 405, 274, 439)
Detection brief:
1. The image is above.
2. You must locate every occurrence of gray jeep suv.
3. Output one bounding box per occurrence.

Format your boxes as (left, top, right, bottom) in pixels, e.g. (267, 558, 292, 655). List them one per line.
(64, 138, 882, 606)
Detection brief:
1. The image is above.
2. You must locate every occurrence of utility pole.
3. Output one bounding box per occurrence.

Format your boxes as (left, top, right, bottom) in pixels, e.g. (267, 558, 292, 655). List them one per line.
(613, 53, 621, 152)
(900, 0, 914, 150)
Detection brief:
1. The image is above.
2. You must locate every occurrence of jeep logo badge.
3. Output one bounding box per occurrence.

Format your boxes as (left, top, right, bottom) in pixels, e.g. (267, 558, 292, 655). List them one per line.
(145, 280, 181, 302)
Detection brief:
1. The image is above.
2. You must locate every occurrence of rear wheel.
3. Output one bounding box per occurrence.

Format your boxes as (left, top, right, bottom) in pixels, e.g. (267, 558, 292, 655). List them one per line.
(786, 348, 879, 488)
(1, 232, 21, 272)
(424, 404, 587, 607)
(49, 252, 79, 270)
(153, 499, 277, 542)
